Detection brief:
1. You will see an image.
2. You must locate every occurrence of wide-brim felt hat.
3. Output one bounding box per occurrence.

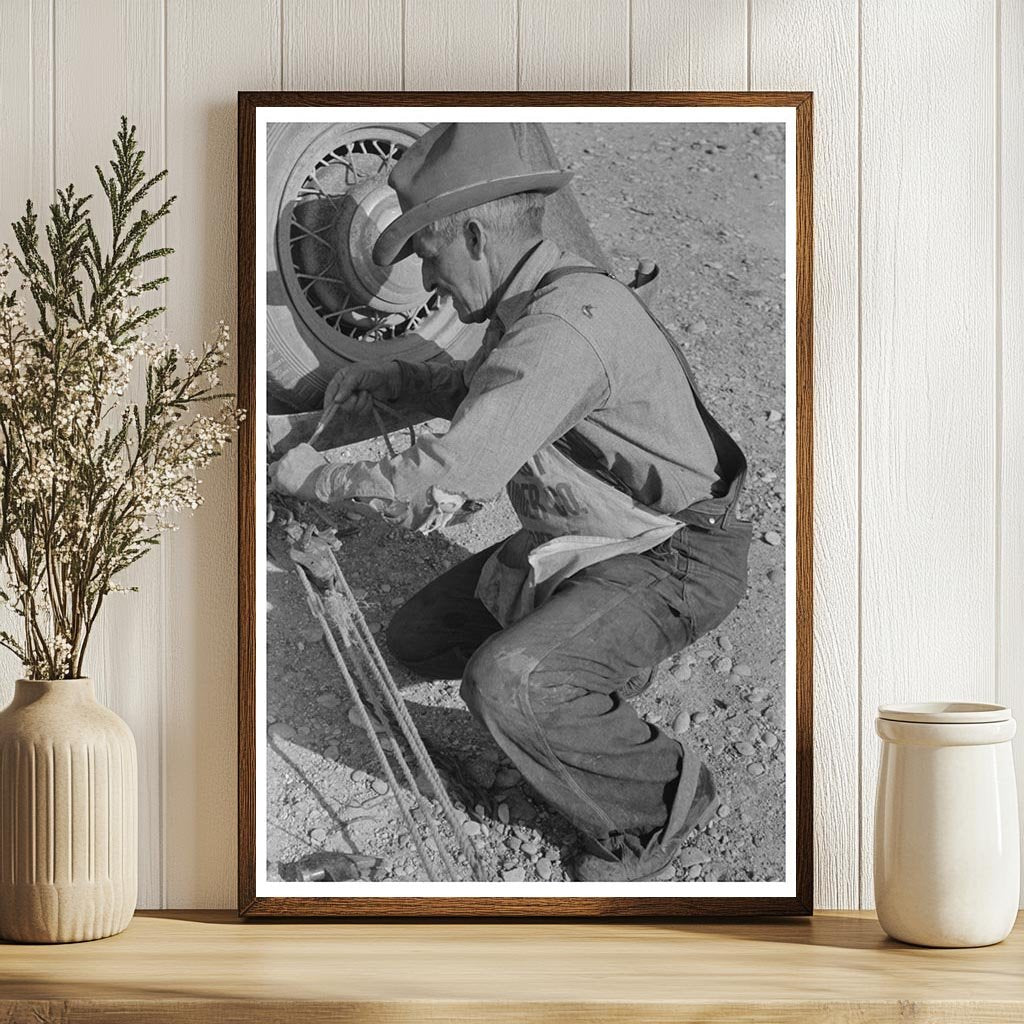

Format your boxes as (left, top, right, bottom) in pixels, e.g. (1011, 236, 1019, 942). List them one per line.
(372, 122, 573, 266)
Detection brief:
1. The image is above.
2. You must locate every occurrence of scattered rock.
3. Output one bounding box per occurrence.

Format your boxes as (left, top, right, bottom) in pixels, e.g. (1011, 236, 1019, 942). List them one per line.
(310, 827, 327, 843)
(536, 859, 553, 880)
(672, 711, 691, 734)
(686, 319, 708, 335)
(692, 711, 710, 724)
(506, 836, 522, 852)
(501, 866, 525, 882)
(719, 637, 733, 653)
(676, 846, 711, 867)
(717, 805, 732, 818)
(324, 744, 339, 759)
(497, 803, 511, 825)
(734, 741, 756, 757)
(521, 841, 540, 857)
(316, 693, 341, 709)
(672, 663, 693, 682)
(763, 531, 782, 546)
(685, 863, 702, 880)
(764, 732, 779, 748)
(352, 769, 368, 784)
(371, 779, 389, 795)
(733, 664, 752, 678)
(715, 657, 733, 674)
(269, 723, 297, 742)
(463, 821, 483, 837)
(495, 767, 522, 788)
(766, 409, 783, 423)
(747, 763, 766, 777)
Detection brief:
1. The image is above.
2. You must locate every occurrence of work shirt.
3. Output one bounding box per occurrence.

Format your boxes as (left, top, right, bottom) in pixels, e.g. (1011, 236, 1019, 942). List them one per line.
(313, 238, 721, 532)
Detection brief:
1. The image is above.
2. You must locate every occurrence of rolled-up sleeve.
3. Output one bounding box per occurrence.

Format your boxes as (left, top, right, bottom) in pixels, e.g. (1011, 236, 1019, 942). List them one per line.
(313, 312, 610, 528)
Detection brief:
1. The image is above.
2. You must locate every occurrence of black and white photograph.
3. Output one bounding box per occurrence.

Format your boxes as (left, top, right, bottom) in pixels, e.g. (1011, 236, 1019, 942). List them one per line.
(244, 98, 807, 913)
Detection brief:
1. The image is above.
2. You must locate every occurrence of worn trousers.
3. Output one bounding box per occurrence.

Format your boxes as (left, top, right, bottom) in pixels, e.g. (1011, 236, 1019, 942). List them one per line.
(386, 521, 751, 839)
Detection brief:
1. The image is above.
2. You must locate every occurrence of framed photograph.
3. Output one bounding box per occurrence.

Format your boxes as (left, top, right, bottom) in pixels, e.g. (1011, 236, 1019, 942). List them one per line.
(238, 91, 812, 917)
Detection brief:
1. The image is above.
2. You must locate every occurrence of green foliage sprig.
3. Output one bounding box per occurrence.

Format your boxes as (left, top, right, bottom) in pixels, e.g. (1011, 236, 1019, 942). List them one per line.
(0, 117, 242, 679)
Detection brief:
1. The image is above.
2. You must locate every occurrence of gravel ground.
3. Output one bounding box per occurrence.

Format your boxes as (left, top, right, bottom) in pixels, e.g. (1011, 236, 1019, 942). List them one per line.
(265, 121, 787, 886)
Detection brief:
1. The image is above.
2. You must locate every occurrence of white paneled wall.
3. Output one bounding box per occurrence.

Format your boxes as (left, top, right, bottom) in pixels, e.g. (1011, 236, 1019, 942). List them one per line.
(0, 0, 1017, 910)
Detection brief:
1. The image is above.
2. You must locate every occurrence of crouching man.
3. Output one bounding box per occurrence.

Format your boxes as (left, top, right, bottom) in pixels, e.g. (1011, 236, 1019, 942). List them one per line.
(270, 122, 751, 881)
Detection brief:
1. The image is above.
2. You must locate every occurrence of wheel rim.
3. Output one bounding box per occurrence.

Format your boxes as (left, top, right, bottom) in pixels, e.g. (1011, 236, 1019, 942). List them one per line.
(276, 123, 463, 362)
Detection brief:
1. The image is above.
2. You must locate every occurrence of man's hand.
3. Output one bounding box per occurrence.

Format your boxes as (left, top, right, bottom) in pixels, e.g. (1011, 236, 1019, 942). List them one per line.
(269, 443, 327, 501)
(323, 361, 402, 420)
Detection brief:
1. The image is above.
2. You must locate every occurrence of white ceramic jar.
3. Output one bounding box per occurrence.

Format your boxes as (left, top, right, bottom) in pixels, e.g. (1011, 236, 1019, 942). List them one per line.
(874, 702, 1019, 947)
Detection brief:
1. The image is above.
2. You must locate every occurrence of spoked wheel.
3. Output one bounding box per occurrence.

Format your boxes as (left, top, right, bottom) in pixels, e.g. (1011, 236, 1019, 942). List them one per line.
(266, 122, 483, 411)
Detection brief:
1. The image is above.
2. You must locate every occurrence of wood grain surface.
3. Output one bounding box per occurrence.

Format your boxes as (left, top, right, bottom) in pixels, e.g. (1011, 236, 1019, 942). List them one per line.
(2, 910, 1023, 1023)
(858, 1, 998, 910)
(750, 0, 860, 914)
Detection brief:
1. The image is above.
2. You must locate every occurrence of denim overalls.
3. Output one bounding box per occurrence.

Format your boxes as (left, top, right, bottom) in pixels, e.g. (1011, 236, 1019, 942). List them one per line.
(387, 266, 752, 844)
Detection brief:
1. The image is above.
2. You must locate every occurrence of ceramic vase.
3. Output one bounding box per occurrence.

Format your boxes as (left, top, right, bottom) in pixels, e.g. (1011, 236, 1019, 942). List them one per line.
(0, 677, 137, 943)
(874, 701, 1019, 948)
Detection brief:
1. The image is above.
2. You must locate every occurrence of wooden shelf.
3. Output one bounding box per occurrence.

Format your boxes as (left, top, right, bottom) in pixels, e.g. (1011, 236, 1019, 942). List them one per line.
(2, 909, 1022, 1022)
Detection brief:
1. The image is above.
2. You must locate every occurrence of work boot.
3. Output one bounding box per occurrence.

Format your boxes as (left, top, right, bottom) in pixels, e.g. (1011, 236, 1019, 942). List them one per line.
(568, 759, 718, 882)
(617, 665, 656, 699)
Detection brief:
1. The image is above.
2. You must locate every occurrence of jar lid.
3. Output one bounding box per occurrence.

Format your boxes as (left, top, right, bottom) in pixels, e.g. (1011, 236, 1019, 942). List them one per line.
(877, 702, 1011, 724)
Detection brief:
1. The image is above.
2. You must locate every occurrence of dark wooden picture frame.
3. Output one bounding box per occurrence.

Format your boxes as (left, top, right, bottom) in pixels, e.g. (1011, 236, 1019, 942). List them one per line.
(238, 91, 813, 917)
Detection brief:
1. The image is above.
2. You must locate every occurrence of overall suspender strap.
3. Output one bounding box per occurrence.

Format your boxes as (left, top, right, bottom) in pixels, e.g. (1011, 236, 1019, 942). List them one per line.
(534, 265, 748, 525)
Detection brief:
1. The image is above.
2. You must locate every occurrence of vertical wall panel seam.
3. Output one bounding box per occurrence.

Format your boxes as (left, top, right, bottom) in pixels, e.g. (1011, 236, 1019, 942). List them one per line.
(515, 0, 521, 90)
(279, 0, 285, 91)
(627, 0, 633, 91)
(401, 0, 406, 91)
(745, 0, 752, 90)
(994, 0, 1003, 707)
(49, 0, 54, 198)
(158, 0, 169, 909)
(855, 0, 864, 910)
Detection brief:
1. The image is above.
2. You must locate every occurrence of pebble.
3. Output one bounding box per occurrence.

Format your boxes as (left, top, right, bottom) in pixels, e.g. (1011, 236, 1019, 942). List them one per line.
(536, 859, 553, 880)
(352, 769, 368, 784)
(686, 319, 708, 335)
(497, 803, 511, 825)
(733, 664, 752, 678)
(521, 841, 540, 857)
(749, 687, 770, 704)
(685, 864, 702, 880)
(672, 663, 692, 682)
(747, 763, 766, 777)
(506, 836, 522, 852)
(310, 827, 327, 843)
(692, 711, 710, 724)
(676, 847, 711, 867)
(268, 723, 297, 741)
(672, 711, 691, 734)
(766, 409, 783, 423)
(324, 744, 339, 759)
(371, 779, 389, 795)
(495, 767, 522, 788)
(715, 657, 733, 674)
(734, 741, 756, 757)
(712, 743, 724, 755)
(380, 583, 391, 593)
(717, 805, 732, 818)
(719, 637, 733, 653)
(463, 821, 483, 836)
(501, 867, 525, 882)
(765, 732, 779, 749)
(317, 693, 341, 708)
(763, 531, 782, 546)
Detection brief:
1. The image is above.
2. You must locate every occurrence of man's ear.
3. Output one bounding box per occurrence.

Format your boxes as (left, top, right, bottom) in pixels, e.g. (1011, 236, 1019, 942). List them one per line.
(464, 219, 485, 259)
